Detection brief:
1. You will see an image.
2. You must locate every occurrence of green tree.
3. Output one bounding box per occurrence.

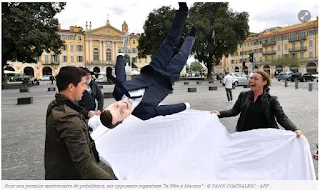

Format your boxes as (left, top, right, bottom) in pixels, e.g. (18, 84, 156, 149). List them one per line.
(189, 2, 250, 78)
(137, 6, 187, 58)
(186, 64, 190, 72)
(2, 2, 66, 80)
(269, 55, 301, 69)
(137, 3, 250, 79)
(190, 61, 204, 72)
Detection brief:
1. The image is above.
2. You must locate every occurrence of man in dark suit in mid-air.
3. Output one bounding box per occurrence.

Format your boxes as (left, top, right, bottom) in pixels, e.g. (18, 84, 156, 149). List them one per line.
(100, 2, 196, 129)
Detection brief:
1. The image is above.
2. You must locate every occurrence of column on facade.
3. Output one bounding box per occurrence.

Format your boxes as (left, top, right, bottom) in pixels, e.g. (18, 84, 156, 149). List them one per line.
(90, 40, 93, 62)
(102, 41, 105, 62)
(99, 41, 103, 61)
(112, 41, 115, 61)
(85, 40, 89, 62)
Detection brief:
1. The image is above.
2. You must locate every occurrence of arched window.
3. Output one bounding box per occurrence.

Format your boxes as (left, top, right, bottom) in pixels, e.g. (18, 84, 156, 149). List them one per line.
(93, 48, 99, 61)
(106, 49, 111, 61)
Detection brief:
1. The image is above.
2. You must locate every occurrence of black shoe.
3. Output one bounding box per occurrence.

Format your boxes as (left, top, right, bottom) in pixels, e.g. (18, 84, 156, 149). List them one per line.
(189, 26, 197, 37)
(178, 2, 188, 11)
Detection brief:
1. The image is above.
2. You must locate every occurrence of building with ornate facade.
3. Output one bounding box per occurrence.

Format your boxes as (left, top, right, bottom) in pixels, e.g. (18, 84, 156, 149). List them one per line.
(5, 19, 153, 78)
(216, 17, 318, 76)
(6, 25, 86, 78)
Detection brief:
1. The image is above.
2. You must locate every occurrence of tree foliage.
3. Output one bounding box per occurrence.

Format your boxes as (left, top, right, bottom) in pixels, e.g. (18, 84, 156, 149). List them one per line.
(137, 6, 188, 58)
(188, 2, 249, 78)
(137, 3, 250, 79)
(2, 2, 66, 71)
(269, 55, 301, 68)
(190, 61, 204, 72)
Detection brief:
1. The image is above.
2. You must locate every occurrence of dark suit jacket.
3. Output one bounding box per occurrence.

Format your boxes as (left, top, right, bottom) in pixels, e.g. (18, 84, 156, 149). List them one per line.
(112, 67, 186, 120)
(78, 80, 104, 118)
(112, 9, 194, 120)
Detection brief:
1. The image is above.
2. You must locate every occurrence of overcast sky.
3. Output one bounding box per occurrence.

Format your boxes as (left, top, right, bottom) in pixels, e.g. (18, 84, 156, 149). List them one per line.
(56, 0, 318, 34)
(55, 0, 318, 64)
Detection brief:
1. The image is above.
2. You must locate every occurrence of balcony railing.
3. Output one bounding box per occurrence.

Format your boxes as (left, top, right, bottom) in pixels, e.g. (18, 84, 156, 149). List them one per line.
(262, 41, 276, 47)
(262, 50, 276, 55)
(289, 36, 307, 42)
(86, 61, 115, 66)
(299, 57, 318, 62)
(289, 46, 307, 52)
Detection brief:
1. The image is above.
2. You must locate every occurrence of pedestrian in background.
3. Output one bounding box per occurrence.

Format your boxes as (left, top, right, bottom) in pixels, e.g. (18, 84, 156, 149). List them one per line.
(50, 75, 54, 84)
(78, 67, 104, 119)
(223, 72, 234, 103)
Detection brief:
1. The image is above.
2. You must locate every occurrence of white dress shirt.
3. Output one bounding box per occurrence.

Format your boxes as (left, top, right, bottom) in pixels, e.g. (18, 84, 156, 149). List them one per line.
(223, 74, 234, 89)
(121, 89, 146, 111)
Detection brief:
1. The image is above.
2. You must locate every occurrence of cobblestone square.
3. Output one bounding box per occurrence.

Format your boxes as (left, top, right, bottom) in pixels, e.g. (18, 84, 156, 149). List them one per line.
(1, 79, 318, 179)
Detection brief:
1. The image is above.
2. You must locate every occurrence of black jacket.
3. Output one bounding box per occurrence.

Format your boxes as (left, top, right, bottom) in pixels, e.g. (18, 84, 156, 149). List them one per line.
(219, 91, 298, 132)
(78, 80, 103, 118)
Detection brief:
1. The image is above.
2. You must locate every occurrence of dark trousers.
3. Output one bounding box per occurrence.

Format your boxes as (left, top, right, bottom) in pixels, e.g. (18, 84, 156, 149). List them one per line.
(225, 88, 233, 101)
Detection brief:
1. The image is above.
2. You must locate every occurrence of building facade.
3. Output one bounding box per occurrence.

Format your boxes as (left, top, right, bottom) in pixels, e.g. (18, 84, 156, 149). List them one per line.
(5, 19, 153, 78)
(216, 17, 318, 76)
(6, 25, 86, 78)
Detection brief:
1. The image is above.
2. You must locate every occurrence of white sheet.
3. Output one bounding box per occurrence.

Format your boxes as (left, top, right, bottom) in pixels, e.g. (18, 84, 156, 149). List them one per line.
(89, 109, 316, 180)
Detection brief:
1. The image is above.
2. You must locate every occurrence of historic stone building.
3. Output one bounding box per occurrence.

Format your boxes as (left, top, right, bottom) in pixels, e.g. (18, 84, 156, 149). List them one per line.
(5, 25, 86, 78)
(5, 19, 152, 78)
(216, 17, 318, 76)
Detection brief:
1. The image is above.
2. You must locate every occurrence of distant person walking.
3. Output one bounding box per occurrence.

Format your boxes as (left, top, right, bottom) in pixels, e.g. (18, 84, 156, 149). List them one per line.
(223, 72, 234, 102)
(50, 75, 54, 84)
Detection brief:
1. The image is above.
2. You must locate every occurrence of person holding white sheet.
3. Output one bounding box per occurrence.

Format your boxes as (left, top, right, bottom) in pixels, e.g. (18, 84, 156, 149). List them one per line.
(211, 70, 303, 137)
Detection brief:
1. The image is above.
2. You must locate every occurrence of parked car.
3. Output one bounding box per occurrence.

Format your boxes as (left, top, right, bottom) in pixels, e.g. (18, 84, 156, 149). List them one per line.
(312, 73, 318, 82)
(276, 72, 292, 81)
(298, 73, 314, 82)
(95, 76, 109, 83)
(8, 75, 34, 86)
(39, 75, 53, 81)
(222, 72, 248, 86)
(290, 73, 302, 82)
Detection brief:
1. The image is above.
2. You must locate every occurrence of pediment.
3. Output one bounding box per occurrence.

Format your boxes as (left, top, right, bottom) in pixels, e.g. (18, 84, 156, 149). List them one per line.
(85, 24, 123, 37)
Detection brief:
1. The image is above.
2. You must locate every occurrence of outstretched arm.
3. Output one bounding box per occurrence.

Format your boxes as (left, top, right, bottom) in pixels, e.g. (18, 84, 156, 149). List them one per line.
(115, 55, 126, 83)
(271, 97, 298, 131)
(213, 92, 243, 118)
(153, 103, 187, 118)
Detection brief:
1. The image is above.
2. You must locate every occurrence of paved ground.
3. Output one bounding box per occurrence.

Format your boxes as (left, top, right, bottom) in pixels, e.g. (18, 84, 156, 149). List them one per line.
(1, 79, 318, 179)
